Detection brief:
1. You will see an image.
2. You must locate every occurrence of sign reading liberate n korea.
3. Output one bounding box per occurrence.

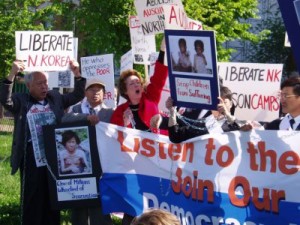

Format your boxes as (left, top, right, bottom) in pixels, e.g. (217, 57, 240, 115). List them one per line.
(96, 122, 300, 225)
(15, 31, 74, 71)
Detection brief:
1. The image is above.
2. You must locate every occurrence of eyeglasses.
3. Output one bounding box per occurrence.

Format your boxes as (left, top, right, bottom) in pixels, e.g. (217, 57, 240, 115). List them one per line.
(280, 93, 299, 99)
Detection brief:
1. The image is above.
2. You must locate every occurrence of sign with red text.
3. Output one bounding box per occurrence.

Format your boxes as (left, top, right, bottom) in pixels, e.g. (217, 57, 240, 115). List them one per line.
(218, 62, 283, 122)
(80, 54, 115, 108)
(134, 0, 182, 35)
(163, 4, 203, 30)
(96, 122, 300, 225)
(15, 31, 74, 71)
(129, 16, 156, 65)
(165, 29, 220, 110)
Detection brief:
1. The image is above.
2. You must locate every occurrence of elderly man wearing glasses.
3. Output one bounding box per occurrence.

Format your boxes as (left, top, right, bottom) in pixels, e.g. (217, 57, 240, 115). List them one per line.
(265, 76, 300, 130)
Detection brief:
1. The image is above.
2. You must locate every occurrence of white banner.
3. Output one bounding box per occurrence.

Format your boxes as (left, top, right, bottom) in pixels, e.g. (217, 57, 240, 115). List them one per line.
(96, 122, 300, 225)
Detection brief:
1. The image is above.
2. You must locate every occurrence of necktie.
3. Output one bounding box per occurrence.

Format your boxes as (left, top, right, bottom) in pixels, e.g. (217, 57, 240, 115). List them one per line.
(289, 118, 295, 130)
(89, 107, 96, 115)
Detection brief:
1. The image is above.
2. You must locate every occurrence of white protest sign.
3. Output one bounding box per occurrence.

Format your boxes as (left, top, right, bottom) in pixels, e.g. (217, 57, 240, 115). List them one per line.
(80, 54, 115, 108)
(129, 16, 156, 65)
(163, 4, 203, 30)
(15, 31, 74, 71)
(134, 0, 182, 35)
(120, 49, 133, 72)
(57, 178, 98, 201)
(218, 62, 283, 122)
(47, 71, 75, 90)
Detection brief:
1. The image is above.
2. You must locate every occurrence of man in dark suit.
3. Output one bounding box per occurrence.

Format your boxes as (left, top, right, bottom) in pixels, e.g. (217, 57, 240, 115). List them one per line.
(265, 76, 300, 130)
(0, 60, 86, 225)
(62, 77, 113, 225)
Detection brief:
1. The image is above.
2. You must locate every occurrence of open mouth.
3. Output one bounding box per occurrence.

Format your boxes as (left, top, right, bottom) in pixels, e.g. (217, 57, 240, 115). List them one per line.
(135, 90, 140, 94)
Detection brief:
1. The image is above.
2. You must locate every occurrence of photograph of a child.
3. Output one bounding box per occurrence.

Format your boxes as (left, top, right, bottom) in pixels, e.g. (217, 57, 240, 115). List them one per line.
(56, 127, 92, 176)
(170, 35, 213, 76)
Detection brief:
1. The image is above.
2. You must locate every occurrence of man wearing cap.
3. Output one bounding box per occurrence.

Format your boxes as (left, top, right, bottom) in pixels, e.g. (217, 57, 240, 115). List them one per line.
(0, 60, 86, 225)
(62, 77, 114, 126)
(62, 76, 114, 225)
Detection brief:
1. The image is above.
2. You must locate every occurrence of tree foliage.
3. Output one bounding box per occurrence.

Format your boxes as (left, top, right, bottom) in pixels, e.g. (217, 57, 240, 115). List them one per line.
(183, 0, 267, 61)
(0, 0, 63, 79)
(246, 6, 293, 76)
(0, 0, 267, 78)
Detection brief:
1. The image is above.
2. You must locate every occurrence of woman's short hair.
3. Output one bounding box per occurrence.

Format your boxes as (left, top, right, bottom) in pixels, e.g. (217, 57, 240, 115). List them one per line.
(118, 69, 144, 100)
(131, 209, 180, 225)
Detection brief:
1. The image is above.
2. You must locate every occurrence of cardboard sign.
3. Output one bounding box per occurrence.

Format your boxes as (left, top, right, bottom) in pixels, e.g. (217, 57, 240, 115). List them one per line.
(120, 49, 133, 72)
(15, 31, 74, 71)
(129, 16, 156, 65)
(80, 54, 115, 108)
(163, 4, 203, 30)
(134, 0, 182, 35)
(218, 62, 283, 122)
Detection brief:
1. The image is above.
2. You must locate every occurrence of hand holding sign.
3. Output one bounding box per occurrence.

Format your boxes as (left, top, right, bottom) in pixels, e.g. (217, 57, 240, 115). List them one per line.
(69, 60, 81, 78)
(7, 60, 26, 82)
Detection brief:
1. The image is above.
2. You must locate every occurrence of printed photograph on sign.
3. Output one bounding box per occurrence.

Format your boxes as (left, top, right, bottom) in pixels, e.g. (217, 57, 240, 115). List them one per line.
(55, 127, 92, 176)
(165, 29, 219, 110)
(168, 35, 213, 77)
(43, 123, 102, 209)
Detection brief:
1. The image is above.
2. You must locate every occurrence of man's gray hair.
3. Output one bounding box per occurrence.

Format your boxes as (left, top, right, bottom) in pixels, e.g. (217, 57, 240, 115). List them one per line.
(24, 71, 49, 85)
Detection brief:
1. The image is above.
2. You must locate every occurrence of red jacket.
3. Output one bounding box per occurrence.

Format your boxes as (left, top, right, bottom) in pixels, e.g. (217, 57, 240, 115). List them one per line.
(111, 61, 168, 129)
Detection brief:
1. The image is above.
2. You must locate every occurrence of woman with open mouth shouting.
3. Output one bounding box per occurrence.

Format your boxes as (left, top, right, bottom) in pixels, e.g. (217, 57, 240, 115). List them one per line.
(110, 37, 168, 134)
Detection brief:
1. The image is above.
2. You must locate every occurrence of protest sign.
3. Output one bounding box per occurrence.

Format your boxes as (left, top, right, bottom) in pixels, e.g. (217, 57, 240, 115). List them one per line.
(129, 16, 156, 65)
(47, 37, 78, 89)
(43, 123, 102, 209)
(218, 62, 283, 122)
(80, 54, 115, 108)
(134, 0, 182, 35)
(163, 4, 203, 30)
(96, 122, 300, 225)
(120, 49, 133, 72)
(165, 29, 219, 110)
(15, 31, 74, 71)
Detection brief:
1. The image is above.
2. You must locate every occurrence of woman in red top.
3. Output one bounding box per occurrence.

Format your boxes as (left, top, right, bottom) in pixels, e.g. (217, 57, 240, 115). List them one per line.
(110, 38, 168, 132)
(109, 38, 168, 225)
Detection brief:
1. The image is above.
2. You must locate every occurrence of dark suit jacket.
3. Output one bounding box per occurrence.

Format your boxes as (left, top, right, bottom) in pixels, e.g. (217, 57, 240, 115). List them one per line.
(264, 118, 282, 130)
(62, 102, 114, 124)
(0, 77, 86, 174)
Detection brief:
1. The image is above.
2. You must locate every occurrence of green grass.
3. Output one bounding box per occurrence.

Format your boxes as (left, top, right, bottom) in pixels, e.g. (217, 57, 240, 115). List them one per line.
(0, 131, 20, 225)
(0, 131, 121, 225)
